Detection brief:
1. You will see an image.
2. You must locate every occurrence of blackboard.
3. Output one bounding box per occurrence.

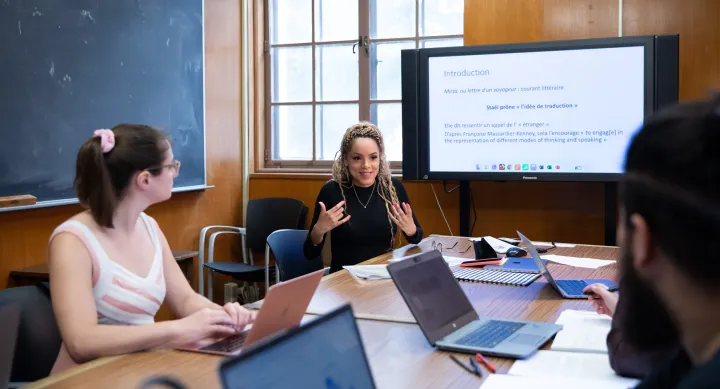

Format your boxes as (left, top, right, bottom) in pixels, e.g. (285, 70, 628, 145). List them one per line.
(0, 0, 206, 207)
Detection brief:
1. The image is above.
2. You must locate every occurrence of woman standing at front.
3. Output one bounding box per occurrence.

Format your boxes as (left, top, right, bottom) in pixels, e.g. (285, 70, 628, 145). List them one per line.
(304, 122, 423, 273)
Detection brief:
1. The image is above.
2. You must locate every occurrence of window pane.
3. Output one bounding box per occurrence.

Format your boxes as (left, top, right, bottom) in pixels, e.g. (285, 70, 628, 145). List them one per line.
(419, 0, 464, 36)
(272, 105, 313, 160)
(315, 104, 359, 160)
(421, 37, 464, 48)
(271, 46, 312, 103)
(315, 0, 358, 42)
(370, 41, 414, 101)
(370, 0, 416, 39)
(316, 44, 359, 101)
(370, 103, 402, 161)
(270, 0, 312, 44)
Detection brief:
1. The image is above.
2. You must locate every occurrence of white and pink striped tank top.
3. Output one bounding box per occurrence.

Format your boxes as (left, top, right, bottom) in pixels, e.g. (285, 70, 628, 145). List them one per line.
(50, 212, 166, 325)
(49, 213, 167, 374)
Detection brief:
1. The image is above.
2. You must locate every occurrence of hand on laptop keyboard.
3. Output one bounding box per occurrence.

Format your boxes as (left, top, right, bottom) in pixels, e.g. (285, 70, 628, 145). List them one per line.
(584, 283, 618, 316)
(222, 302, 256, 330)
(170, 308, 237, 347)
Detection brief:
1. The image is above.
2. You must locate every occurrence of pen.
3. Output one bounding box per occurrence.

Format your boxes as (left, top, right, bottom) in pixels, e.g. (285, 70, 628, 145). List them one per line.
(449, 355, 482, 377)
(475, 353, 496, 373)
(583, 286, 619, 296)
(469, 356, 484, 376)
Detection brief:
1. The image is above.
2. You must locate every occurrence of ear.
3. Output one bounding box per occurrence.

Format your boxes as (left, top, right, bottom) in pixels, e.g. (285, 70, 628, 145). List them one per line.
(135, 170, 152, 190)
(629, 213, 655, 273)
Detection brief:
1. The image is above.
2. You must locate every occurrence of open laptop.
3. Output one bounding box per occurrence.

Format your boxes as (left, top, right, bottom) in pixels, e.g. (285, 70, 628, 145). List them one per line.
(178, 268, 325, 356)
(387, 250, 562, 359)
(0, 303, 20, 389)
(219, 304, 376, 389)
(517, 231, 617, 299)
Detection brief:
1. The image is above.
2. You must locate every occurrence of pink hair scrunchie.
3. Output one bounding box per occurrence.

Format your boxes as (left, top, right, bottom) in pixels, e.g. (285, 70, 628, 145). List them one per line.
(93, 129, 115, 154)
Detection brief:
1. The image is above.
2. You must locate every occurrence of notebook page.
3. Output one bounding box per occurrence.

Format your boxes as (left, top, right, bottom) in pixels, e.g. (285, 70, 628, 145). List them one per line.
(550, 309, 612, 354)
(479, 374, 620, 389)
(507, 350, 639, 388)
(541, 254, 615, 269)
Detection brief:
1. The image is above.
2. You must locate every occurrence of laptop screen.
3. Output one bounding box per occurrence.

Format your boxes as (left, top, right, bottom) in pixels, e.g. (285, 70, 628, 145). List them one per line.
(387, 251, 478, 344)
(517, 231, 558, 286)
(220, 306, 375, 389)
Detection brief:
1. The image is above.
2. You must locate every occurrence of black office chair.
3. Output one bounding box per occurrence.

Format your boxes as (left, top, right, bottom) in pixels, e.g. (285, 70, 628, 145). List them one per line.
(266, 229, 325, 283)
(199, 198, 308, 301)
(0, 283, 62, 386)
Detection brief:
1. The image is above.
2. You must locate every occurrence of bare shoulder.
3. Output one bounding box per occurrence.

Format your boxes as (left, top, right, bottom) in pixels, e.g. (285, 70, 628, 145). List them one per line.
(48, 230, 92, 269)
(49, 211, 94, 264)
(146, 213, 162, 231)
(143, 213, 167, 239)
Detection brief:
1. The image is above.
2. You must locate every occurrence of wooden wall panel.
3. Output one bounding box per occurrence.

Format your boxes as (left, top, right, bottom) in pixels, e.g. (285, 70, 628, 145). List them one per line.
(464, 0, 619, 46)
(623, 0, 720, 100)
(0, 0, 245, 321)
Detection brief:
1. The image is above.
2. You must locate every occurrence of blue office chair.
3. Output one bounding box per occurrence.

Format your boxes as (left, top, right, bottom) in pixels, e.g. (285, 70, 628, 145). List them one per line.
(266, 229, 325, 283)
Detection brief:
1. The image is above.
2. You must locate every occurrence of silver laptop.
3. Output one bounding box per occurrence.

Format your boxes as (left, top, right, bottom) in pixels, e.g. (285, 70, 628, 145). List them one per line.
(387, 250, 562, 359)
(518, 231, 617, 299)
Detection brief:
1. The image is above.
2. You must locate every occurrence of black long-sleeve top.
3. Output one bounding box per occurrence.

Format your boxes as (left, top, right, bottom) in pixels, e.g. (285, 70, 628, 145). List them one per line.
(607, 290, 679, 378)
(303, 177, 423, 273)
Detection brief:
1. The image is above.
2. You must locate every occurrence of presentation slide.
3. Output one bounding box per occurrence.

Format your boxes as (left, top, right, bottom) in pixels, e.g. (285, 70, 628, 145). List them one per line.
(427, 46, 645, 174)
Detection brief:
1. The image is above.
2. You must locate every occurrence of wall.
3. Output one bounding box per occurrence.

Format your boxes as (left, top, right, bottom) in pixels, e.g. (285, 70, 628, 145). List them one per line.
(0, 0, 245, 320)
(249, 0, 720, 246)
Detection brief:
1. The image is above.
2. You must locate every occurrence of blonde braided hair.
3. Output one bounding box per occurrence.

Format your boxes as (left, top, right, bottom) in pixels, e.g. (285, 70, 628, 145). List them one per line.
(332, 122, 401, 250)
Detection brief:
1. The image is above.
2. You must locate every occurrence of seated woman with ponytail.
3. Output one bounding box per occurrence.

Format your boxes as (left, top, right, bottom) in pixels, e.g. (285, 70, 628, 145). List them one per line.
(48, 125, 255, 373)
(304, 122, 423, 273)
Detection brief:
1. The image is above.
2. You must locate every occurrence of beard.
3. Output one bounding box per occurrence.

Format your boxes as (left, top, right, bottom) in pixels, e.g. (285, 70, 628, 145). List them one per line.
(617, 242, 680, 350)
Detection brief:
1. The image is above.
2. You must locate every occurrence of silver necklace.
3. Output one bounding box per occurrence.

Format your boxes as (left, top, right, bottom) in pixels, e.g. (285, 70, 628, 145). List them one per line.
(352, 182, 375, 209)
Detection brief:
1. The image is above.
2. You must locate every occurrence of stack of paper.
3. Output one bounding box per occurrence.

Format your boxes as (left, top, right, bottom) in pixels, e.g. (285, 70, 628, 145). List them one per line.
(551, 309, 612, 354)
(387, 254, 467, 267)
(541, 254, 615, 269)
(342, 265, 390, 280)
(507, 351, 639, 387)
(481, 374, 634, 389)
(481, 309, 639, 388)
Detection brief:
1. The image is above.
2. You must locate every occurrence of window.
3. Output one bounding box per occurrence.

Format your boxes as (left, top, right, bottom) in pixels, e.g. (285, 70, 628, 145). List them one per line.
(264, 0, 463, 168)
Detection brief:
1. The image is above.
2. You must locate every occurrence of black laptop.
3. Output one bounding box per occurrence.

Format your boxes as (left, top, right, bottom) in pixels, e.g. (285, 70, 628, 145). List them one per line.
(219, 304, 376, 389)
(387, 250, 562, 359)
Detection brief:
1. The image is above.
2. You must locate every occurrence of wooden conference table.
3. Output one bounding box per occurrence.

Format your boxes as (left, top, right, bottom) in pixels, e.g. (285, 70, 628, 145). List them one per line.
(26, 235, 619, 389)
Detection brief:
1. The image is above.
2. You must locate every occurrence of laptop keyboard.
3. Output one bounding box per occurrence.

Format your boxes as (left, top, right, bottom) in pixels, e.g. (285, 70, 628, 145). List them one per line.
(556, 280, 587, 295)
(455, 320, 526, 348)
(200, 331, 249, 353)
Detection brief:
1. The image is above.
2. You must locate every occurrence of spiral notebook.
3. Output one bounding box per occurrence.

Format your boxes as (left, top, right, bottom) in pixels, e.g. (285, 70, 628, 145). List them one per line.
(452, 268, 540, 286)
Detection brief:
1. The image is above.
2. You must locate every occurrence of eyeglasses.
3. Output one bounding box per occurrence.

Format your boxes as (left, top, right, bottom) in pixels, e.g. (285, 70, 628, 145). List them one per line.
(148, 160, 181, 178)
(431, 240, 472, 254)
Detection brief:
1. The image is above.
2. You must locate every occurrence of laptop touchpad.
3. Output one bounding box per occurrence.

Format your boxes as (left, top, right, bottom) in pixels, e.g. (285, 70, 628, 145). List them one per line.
(508, 333, 544, 346)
